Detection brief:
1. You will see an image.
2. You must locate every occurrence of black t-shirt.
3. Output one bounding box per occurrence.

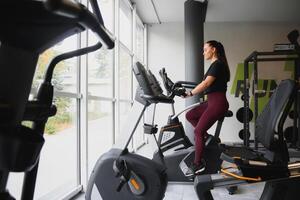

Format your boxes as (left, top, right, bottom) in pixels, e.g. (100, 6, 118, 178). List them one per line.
(204, 60, 228, 94)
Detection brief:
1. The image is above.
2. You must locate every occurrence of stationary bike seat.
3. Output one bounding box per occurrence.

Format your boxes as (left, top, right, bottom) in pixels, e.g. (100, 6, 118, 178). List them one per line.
(224, 110, 233, 117)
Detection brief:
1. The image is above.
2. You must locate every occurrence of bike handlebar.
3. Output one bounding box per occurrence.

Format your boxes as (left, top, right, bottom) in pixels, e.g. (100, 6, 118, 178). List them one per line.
(44, 0, 114, 49)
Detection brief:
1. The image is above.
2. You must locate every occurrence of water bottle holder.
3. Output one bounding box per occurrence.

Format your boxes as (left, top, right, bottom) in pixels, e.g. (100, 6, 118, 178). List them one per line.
(0, 125, 45, 172)
(143, 123, 158, 135)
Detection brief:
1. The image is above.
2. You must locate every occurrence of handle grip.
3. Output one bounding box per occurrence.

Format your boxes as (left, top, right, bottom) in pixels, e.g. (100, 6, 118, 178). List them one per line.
(44, 0, 114, 49)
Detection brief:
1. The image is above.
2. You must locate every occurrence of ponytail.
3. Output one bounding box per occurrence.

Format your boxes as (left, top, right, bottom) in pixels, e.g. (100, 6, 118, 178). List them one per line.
(206, 40, 230, 82)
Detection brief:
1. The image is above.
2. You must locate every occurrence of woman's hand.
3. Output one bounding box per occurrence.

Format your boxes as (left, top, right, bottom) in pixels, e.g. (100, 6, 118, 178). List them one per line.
(181, 90, 193, 98)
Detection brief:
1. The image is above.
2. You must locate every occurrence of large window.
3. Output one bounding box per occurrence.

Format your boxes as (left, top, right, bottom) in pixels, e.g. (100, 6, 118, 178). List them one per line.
(87, 29, 115, 175)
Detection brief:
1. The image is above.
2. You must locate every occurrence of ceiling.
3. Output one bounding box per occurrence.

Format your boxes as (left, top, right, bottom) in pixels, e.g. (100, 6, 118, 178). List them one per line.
(131, 0, 300, 24)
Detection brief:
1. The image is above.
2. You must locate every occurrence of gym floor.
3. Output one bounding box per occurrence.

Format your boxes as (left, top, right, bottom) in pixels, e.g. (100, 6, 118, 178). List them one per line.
(73, 182, 264, 200)
(72, 142, 265, 200)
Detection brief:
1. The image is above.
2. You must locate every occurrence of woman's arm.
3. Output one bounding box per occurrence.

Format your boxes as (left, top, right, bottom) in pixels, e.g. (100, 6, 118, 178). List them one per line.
(187, 76, 216, 96)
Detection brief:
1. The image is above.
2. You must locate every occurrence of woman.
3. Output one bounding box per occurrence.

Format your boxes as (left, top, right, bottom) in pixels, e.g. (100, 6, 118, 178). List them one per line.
(184, 40, 230, 177)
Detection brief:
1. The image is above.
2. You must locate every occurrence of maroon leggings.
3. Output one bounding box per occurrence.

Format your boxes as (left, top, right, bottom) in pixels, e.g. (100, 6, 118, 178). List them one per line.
(186, 92, 229, 165)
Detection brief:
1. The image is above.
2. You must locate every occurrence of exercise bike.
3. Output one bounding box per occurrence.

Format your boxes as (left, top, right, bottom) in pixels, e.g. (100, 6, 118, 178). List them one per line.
(85, 62, 170, 200)
(0, 0, 113, 199)
(86, 62, 235, 199)
(152, 68, 233, 182)
(195, 79, 300, 200)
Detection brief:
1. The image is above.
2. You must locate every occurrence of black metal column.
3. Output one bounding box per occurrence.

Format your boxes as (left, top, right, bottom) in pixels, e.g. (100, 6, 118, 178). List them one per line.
(184, 0, 207, 134)
(253, 56, 258, 149)
(0, 171, 8, 192)
(244, 60, 250, 147)
(295, 59, 300, 149)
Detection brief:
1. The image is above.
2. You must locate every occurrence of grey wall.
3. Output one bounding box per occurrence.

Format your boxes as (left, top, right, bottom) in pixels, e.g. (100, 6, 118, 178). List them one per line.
(204, 22, 300, 142)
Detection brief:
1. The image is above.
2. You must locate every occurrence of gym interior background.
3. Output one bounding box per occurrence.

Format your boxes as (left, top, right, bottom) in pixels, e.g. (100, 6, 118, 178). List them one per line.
(5, 0, 300, 199)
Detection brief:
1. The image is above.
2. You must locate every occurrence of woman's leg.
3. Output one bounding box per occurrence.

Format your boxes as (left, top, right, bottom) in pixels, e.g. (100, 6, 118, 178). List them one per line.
(194, 93, 229, 166)
(185, 101, 208, 127)
(193, 111, 218, 165)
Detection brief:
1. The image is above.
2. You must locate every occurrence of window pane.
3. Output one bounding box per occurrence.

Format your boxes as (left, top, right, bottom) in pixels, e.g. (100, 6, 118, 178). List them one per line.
(32, 35, 78, 95)
(98, 0, 114, 33)
(136, 21, 144, 62)
(119, 0, 132, 49)
(133, 113, 144, 149)
(119, 102, 132, 130)
(132, 69, 138, 96)
(117, 102, 132, 148)
(117, 102, 145, 151)
(88, 32, 114, 98)
(88, 100, 113, 174)
(119, 46, 132, 100)
(35, 97, 78, 199)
